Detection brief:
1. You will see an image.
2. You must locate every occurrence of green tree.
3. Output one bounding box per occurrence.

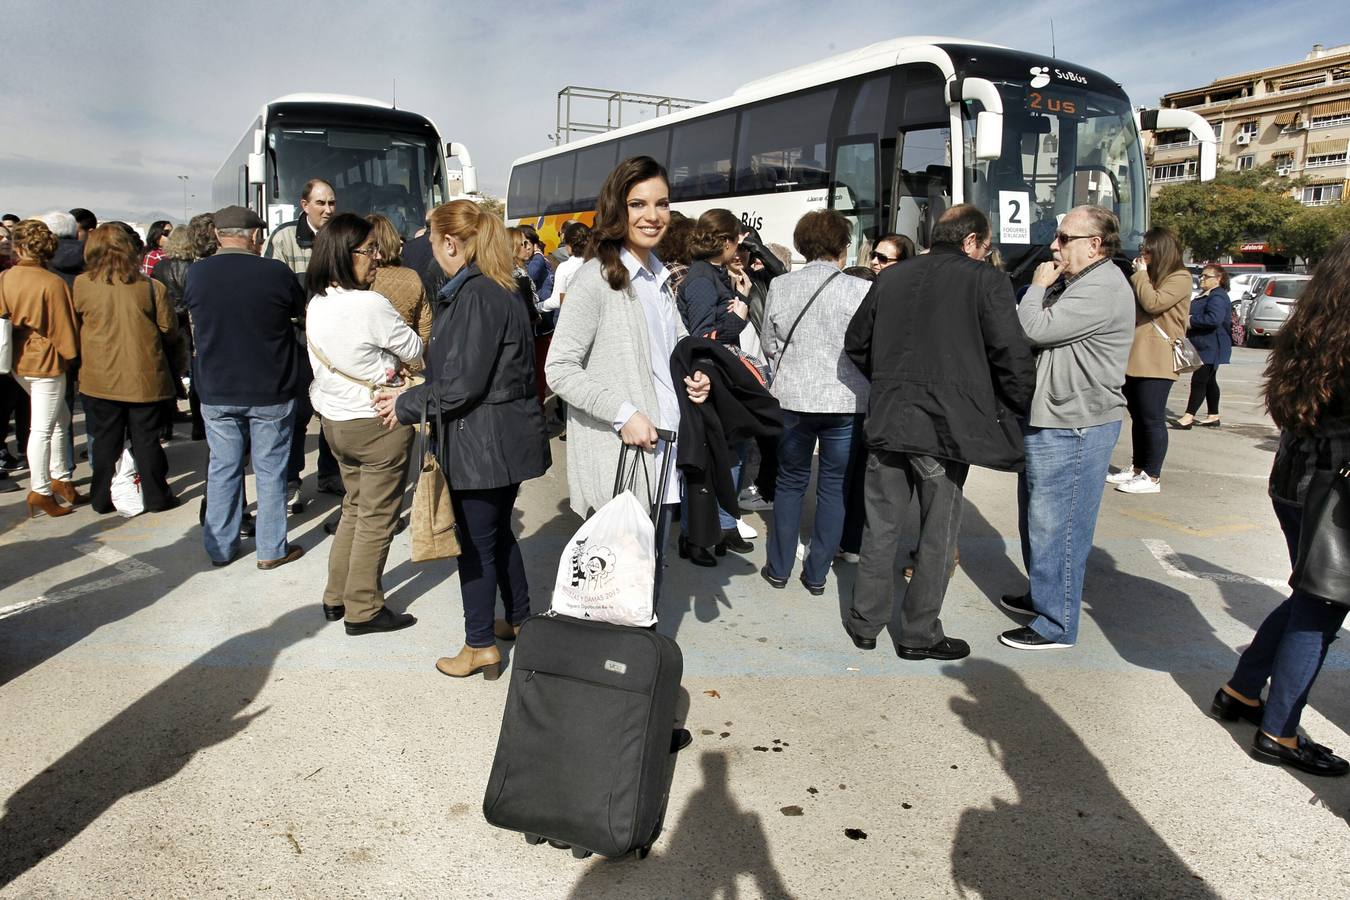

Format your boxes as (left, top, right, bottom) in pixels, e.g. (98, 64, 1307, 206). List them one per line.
(476, 193, 505, 220)
(1274, 203, 1350, 265)
(1152, 164, 1302, 259)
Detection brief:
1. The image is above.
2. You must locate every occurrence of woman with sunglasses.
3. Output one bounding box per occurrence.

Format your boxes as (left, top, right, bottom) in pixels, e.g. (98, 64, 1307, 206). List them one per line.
(306, 213, 424, 635)
(1106, 226, 1191, 494)
(1171, 265, 1231, 429)
(868, 233, 915, 275)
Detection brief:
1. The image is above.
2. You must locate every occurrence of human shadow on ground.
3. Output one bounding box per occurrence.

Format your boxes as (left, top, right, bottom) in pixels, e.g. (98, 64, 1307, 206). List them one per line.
(946, 658, 1219, 900)
(566, 750, 793, 899)
(0, 605, 321, 888)
(1085, 550, 1350, 826)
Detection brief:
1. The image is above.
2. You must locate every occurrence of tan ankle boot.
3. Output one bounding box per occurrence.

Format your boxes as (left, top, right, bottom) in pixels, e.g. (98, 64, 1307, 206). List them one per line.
(27, 491, 73, 518)
(493, 619, 522, 641)
(435, 644, 503, 680)
(50, 478, 87, 506)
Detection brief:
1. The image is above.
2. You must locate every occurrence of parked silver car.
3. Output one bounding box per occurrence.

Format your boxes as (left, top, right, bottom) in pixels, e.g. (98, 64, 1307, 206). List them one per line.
(1244, 274, 1311, 346)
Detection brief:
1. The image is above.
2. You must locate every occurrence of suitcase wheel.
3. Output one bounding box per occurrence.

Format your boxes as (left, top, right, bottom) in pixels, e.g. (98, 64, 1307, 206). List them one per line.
(636, 844, 652, 860)
(570, 847, 592, 860)
(523, 833, 546, 846)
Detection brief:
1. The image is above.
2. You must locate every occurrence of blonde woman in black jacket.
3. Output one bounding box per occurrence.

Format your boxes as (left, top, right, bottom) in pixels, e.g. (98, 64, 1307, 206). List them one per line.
(376, 200, 550, 682)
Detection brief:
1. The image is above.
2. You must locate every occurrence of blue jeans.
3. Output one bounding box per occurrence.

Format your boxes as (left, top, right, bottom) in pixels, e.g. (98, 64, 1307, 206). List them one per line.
(1229, 498, 1348, 737)
(202, 401, 294, 563)
(1018, 420, 1121, 644)
(767, 411, 863, 586)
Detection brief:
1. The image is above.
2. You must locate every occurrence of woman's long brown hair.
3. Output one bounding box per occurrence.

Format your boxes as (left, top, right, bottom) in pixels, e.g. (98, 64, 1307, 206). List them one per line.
(1264, 234, 1350, 434)
(587, 155, 668, 291)
(1142, 226, 1186, 289)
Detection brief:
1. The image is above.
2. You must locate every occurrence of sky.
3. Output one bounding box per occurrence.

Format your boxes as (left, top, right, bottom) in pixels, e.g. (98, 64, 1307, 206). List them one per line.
(1, 0, 1340, 223)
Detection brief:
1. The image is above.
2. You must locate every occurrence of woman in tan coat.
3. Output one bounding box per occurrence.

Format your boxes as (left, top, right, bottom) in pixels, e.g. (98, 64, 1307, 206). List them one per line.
(72, 224, 184, 514)
(365, 214, 431, 371)
(0, 219, 81, 517)
(1106, 227, 1191, 494)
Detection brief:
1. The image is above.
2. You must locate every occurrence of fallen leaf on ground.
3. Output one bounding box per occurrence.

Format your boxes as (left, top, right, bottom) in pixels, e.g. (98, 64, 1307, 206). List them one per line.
(703, 690, 721, 699)
(780, 805, 803, 816)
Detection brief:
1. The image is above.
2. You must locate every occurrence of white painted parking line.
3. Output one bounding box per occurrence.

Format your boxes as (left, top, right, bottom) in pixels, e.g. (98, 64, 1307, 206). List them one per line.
(0, 542, 161, 621)
(1141, 538, 1286, 590)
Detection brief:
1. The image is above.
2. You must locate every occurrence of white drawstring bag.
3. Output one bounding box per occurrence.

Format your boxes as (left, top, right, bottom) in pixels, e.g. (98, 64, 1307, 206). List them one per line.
(550, 491, 657, 627)
(111, 447, 144, 517)
(0, 316, 13, 375)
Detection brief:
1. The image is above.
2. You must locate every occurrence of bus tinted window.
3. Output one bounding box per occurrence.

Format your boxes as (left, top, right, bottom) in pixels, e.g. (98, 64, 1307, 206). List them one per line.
(848, 74, 891, 136)
(508, 161, 542, 218)
(617, 129, 670, 169)
(670, 113, 736, 201)
(574, 143, 617, 210)
(736, 87, 836, 193)
(541, 154, 576, 215)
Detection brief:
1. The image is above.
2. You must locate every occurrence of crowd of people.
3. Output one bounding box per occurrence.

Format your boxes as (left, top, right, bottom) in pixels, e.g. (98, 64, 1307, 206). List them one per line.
(1, 154, 1346, 778)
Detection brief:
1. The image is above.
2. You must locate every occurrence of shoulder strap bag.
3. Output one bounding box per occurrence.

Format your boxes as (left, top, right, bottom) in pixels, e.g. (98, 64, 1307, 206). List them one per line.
(776, 270, 841, 373)
(1290, 461, 1350, 608)
(1151, 319, 1202, 375)
(410, 394, 461, 562)
(307, 337, 383, 398)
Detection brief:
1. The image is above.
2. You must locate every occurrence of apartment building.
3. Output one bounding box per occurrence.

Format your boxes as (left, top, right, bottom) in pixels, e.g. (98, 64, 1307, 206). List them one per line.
(1147, 42, 1350, 211)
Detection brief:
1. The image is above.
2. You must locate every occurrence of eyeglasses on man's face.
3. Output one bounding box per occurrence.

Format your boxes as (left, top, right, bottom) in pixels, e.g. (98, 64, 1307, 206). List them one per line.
(1054, 232, 1098, 245)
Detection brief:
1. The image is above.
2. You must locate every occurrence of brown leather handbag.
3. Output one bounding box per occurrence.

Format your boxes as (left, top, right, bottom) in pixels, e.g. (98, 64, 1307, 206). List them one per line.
(411, 398, 461, 562)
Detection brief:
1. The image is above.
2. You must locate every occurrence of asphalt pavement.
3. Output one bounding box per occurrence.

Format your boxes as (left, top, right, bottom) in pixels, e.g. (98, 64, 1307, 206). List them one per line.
(0, 346, 1346, 898)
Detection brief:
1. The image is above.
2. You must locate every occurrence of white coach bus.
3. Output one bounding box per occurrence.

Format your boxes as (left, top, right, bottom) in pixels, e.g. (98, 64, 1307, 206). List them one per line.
(505, 36, 1215, 280)
(213, 93, 477, 238)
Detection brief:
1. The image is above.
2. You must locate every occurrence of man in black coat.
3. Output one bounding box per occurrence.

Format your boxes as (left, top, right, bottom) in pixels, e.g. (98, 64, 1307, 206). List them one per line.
(842, 204, 1035, 661)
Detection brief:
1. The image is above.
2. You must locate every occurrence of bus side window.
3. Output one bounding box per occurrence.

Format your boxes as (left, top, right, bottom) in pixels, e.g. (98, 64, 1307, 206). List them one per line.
(893, 126, 951, 251)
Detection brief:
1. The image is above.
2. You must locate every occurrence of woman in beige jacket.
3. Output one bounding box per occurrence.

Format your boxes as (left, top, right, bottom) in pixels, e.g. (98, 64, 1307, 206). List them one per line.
(1106, 227, 1191, 494)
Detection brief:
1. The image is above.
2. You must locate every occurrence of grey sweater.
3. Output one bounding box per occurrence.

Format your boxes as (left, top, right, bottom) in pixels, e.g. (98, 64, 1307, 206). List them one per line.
(1018, 260, 1134, 429)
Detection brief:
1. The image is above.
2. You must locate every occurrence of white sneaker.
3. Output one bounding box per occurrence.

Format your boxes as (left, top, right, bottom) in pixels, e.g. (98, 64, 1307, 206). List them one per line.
(796, 540, 809, 562)
(736, 518, 758, 540)
(1115, 473, 1160, 494)
(1105, 468, 1140, 485)
(835, 549, 861, 564)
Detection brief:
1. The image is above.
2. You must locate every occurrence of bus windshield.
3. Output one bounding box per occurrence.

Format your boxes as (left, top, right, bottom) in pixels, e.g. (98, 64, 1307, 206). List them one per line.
(961, 84, 1146, 265)
(268, 125, 442, 237)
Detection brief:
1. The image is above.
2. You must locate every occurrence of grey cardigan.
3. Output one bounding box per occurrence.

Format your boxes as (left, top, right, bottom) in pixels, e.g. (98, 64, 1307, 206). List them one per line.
(544, 258, 688, 517)
(1018, 260, 1135, 429)
(761, 261, 870, 414)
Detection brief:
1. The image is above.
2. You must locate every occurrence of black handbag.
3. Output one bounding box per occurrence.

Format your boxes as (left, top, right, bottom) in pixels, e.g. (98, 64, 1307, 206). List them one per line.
(1290, 462, 1350, 608)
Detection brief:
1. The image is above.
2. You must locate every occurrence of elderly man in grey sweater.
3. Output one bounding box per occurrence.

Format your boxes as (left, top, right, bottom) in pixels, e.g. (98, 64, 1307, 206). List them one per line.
(998, 206, 1134, 651)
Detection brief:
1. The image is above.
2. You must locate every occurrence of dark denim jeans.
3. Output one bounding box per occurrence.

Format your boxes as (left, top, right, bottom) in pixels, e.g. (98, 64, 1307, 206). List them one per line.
(453, 483, 529, 648)
(1122, 376, 1173, 478)
(1228, 498, 1348, 737)
(1018, 420, 1120, 644)
(766, 411, 863, 586)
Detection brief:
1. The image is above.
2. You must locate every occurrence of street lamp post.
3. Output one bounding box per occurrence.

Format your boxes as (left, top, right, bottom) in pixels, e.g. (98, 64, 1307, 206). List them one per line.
(176, 174, 190, 221)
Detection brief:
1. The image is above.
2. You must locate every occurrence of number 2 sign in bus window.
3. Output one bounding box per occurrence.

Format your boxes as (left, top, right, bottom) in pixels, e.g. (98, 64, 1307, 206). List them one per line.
(1026, 89, 1084, 119)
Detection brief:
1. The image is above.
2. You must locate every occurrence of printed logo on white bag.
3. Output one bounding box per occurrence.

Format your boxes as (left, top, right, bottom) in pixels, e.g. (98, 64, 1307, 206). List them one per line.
(568, 538, 617, 592)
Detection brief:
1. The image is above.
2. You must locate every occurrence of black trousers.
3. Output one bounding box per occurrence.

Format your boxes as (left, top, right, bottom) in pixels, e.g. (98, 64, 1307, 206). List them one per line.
(286, 387, 339, 484)
(452, 483, 529, 649)
(1122, 376, 1173, 478)
(81, 394, 174, 513)
(1185, 364, 1220, 416)
(0, 374, 30, 454)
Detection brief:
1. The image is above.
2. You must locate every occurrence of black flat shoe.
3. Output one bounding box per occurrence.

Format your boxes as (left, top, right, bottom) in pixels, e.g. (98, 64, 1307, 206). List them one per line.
(345, 607, 417, 636)
(239, 515, 256, 538)
(322, 604, 344, 621)
(843, 616, 876, 650)
(998, 592, 1034, 615)
(759, 566, 787, 589)
(1196, 419, 1221, 428)
(679, 536, 717, 568)
(1211, 688, 1264, 726)
(799, 575, 826, 596)
(896, 636, 971, 661)
(1252, 731, 1349, 777)
(720, 529, 753, 554)
(1167, 418, 1194, 430)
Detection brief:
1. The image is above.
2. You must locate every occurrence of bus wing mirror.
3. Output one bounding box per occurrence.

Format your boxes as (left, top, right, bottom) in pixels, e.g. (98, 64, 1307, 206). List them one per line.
(947, 77, 1004, 161)
(1137, 108, 1217, 182)
(447, 141, 479, 195)
(247, 153, 266, 184)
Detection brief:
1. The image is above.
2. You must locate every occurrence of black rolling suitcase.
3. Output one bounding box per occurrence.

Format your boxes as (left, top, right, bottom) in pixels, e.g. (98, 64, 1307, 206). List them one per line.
(483, 431, 683, 860)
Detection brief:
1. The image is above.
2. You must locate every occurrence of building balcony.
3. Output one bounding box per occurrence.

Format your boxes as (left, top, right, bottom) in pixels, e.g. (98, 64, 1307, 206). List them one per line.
(1305, 157, 1348, 169)
(1150, 174, 1196, 185)
(1303, 198, 1342, 206)
(1153, 139, 1199, 151)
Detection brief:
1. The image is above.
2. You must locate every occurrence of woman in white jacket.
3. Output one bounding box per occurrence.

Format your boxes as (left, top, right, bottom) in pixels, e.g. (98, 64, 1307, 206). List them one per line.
(305, 214, 423, 636)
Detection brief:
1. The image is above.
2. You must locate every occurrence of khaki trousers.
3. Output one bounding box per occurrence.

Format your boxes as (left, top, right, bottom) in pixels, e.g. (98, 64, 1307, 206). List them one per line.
(321, 416, 414, 622)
